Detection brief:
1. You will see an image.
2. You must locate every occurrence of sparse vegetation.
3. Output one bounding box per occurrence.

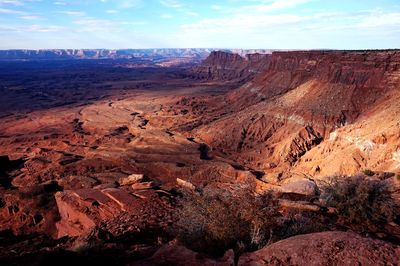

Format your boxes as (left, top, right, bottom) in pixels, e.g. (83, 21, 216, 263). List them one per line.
(175, 174, 400, 258)
(321, 175, 399, 230)
(274, 210, 331, 240)
(175, 186, 279, 257)
(175, 185, 331, 258)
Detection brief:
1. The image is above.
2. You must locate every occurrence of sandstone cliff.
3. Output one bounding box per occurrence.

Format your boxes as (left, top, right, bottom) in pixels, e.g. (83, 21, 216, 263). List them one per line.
(190, 51, 271, 82)
(193, 50, 400, 177)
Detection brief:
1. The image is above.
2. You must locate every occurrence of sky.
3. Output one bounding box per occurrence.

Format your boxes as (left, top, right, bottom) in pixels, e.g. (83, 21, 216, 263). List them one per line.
(0, 0, 399, 49)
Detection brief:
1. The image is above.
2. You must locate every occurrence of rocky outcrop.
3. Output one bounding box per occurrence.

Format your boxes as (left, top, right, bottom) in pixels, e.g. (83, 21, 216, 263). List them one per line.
(55, 186, 174, 238)
(0, 182, 60, 236)
(238, 231, 400, 265)
(284, 126, 323, 164)
(132, 240, 234, 266)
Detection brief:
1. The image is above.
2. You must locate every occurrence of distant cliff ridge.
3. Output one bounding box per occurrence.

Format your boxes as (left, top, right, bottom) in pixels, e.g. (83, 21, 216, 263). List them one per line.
(0, 48, 274, 61)
(190, 51, 272, 81)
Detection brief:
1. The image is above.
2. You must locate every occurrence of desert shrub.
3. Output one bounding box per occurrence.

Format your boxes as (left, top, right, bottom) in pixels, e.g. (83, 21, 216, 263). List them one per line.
(362, 169, 375, 176)
(274, 210, 332, 241)
(321, 175, 398, 229)
(175, 185, 279, 257)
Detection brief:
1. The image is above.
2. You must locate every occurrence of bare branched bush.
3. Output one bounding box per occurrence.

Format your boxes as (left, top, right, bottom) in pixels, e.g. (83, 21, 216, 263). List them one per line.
(321, 175, 399, 230)
(175, 185, 279, 257)
(174, 174, 400, 257)
(274, 210, 332, 240)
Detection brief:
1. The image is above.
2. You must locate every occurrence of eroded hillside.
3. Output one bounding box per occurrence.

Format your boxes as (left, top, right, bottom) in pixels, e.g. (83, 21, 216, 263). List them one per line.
(192, 50, 400, 179)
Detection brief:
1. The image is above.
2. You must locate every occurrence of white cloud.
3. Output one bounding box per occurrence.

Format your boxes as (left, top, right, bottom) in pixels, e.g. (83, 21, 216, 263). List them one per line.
(95, 0, 141, 8)
(240, 0, 313, 13)
(0, 24, 62, 33)
(59, 10, 86, 16)
(0, 7, 23, 13)
(159, 0, 200, 19)
(0, 0, 23, 5)
(181, 13, 306, 34)
(175, 8, 400, 49)
(19, 14, 42, 19)
(26, 24, 63, 32)
(74, 18, 113, 27)
(357, 12, 400, 28)
(1, 0, 399, 50)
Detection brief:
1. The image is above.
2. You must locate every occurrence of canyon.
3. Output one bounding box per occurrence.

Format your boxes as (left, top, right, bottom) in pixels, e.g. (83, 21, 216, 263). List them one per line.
(0, 49, 399, 265)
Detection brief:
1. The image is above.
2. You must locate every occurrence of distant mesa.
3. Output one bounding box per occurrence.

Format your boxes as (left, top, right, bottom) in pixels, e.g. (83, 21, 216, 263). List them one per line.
(0, 48, 274, 62)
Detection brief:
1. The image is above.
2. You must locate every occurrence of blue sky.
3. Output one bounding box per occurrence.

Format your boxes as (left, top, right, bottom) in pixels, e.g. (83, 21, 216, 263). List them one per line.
(0, 0, 399, 49)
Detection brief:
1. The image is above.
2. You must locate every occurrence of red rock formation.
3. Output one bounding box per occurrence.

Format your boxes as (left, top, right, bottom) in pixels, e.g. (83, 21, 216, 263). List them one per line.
(132, 240, 234, 266)
(191, 51, 271, 82)
(55, 186, 174, 238)
(230, 50, 400, 125)
(194, 50, 400, 175)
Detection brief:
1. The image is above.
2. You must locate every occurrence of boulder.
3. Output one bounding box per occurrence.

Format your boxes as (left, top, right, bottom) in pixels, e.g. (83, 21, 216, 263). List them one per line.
(176, 178, 195, 190)
(281, 178, 319, 196)
(238, 231, 400, 265)
(55, 191, 97, 238)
